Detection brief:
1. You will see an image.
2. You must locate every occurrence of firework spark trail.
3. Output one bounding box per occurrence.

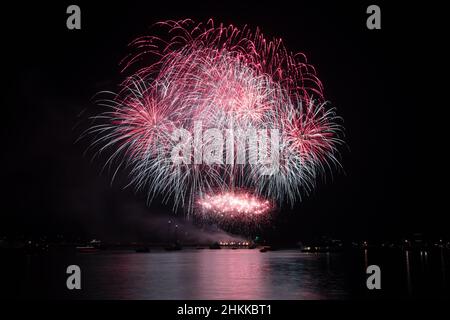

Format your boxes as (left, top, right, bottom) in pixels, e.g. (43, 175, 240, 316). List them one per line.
(198, 192, 272, 216)
(86, 19, 344, 223)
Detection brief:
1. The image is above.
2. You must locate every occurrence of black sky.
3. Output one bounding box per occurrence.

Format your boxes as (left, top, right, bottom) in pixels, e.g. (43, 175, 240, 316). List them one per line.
(1, 1, 442, 241)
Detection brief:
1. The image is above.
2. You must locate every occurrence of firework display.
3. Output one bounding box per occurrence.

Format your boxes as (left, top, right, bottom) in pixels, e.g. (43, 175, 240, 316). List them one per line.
(87, 19, 343, 221)
(198, 192, 272, 216)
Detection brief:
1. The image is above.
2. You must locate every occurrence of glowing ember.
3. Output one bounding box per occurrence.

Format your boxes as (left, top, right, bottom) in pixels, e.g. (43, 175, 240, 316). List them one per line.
(198, 192, 272, 216)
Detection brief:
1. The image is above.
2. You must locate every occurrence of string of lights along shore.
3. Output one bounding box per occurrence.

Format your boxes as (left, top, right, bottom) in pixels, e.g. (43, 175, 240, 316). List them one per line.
(86, 19, 344, 226)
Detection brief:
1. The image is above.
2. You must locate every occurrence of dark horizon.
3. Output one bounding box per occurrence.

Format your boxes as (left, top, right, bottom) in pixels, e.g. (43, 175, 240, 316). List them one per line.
(1, 1, 439, 243)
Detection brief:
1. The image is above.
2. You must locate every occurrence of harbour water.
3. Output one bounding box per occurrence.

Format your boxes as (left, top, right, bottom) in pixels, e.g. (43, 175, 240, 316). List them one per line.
(3, 248, 449, 299)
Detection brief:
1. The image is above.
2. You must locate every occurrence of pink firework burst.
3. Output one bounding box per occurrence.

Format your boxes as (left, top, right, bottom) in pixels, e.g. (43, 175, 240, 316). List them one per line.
(198, 192, 272, 217)
(86, 19, 344, 222)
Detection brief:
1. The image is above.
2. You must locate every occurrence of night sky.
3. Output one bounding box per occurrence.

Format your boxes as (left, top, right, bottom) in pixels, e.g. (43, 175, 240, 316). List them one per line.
(1, 1, 441, 242)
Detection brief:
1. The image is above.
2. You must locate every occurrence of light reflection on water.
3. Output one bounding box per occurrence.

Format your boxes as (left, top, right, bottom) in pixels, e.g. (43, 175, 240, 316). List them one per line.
(7, 248, 450, 299)
(81, 250, 348, 299)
